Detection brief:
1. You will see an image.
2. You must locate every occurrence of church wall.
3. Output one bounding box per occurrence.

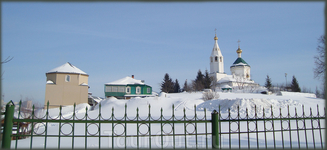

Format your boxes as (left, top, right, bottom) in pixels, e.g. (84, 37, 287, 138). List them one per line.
(230, 66, 251, 79)
(210, 73, 227, 82)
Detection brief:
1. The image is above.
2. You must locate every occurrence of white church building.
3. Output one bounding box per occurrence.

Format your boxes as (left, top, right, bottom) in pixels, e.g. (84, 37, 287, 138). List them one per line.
(209, 34, 259, 90)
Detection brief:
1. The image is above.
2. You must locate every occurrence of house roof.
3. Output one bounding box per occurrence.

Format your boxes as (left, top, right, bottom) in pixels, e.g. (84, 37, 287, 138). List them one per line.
(105, 76, 149, 86)
(46, 62, 88, 75)
(231, 58, 250, 67)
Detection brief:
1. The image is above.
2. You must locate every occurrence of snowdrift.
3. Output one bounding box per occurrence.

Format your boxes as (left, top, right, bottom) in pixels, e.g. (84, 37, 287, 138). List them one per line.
(277, 91, 316, 98)
(196, 98, 300, 115)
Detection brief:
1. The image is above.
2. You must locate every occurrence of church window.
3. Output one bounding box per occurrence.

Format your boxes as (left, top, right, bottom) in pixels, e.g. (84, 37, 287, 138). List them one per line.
(65, 75, 70, 82)
(220, 57, 222, 62)
(211, 57, 213, 62)
(215, 56, 218, 62)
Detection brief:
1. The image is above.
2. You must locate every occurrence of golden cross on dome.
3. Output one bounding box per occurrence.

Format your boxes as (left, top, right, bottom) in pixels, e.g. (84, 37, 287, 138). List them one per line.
(237, 39, 241, 48)
(214, 28, 218, 40)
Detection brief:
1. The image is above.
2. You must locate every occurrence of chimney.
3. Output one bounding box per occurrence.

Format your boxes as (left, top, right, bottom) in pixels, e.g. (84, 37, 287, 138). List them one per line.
(132, 75, 134, 79)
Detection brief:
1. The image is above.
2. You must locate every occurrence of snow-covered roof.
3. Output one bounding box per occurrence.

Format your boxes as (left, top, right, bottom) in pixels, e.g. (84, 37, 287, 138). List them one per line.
(46, 80, 55, 84)
(217, 75, 255, 84)
(80, 83, 88, 86)
(217, 75, 236, 83)
(47, 62, 88, 75)
(221, 84, 232, 88)
(105, 76, 147, 86)
(231, 58, 250, 67)
(88, 95, 104, 103)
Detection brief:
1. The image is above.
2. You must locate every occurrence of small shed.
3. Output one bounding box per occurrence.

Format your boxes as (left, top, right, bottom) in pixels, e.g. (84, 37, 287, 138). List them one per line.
(221, 84, 232, 92)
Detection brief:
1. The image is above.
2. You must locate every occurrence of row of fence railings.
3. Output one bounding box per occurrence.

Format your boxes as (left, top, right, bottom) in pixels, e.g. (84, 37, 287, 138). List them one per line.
(0, 100, 325, 149)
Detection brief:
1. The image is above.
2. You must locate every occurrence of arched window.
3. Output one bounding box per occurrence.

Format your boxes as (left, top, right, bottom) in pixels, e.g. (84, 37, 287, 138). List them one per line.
(65, 75, 70, 82)
(211, 57, 213, 62)
(215, 56, 218, 62)
(136, 87, 141, 94)
(220, 57, 222, 62)
(126, 87, 131, 94)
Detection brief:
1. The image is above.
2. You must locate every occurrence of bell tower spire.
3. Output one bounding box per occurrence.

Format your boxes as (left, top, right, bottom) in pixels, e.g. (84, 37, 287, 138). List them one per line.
(210, 29, 224, 74)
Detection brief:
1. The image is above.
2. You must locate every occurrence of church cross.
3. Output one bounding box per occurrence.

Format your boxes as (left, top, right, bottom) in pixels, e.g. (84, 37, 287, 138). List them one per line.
(237, 40, 241, 48)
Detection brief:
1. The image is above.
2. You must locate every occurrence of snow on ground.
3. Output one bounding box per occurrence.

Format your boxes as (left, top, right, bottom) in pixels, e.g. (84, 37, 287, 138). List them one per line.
(10, 91, 325, 148)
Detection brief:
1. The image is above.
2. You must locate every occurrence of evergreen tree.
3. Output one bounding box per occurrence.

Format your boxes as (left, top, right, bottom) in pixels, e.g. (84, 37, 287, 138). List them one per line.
(182, 80, 188, 92)
(204, 69, 212, 89)
(264, 75, 272, 91)
(160, 73, 174, 93)
(291, 75, 301, 92)
(194, 70, 204, 91)
(173, 79, 181, 93)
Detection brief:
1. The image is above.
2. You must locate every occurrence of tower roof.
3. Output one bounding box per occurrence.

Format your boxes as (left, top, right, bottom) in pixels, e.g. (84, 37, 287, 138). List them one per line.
(46, 62, 88, 75)
(211, 34, 221, 56)
(231, 58, 250, 67)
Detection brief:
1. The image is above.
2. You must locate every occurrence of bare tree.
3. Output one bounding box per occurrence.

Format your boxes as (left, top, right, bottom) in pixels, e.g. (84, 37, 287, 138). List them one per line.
(202, 90, 219, 101)
(1, 56, 14, 64)
(210, 76, 218, 91)
(234, 75, 246, 90)
(314, 35, 325, 80)
(1, 56, 14, 80)
(314, 35, 325, 98)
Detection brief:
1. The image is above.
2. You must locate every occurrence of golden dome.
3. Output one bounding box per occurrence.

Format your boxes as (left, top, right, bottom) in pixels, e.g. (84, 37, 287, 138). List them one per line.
(236, 47, 242, 53)
(214, 34, 218, 40)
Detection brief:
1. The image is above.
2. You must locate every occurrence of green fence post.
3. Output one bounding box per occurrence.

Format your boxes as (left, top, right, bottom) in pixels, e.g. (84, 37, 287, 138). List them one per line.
(211, 109, 219, 149)
(1, 101, 15, 149)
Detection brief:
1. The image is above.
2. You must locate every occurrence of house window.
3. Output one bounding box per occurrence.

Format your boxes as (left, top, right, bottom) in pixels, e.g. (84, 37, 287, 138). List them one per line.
(136, 87, 141, 94)
(65, 75, 70, 82)
(112, 87, 118, 92)
(147, 88, 151, 93)
(215, 56, 218, 62)
(126, 87, 131, 94)
(105, 86, 112, 92)
(118, 86, 125, 92)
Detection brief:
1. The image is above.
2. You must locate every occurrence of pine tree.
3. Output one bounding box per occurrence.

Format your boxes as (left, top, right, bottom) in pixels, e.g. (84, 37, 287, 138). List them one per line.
(160, 73, 174, 93)
(264, 75, 272, 91)
(194, 70, 204, 91)
(183, 80, 189, 92)
(183, 80, 187, 92)
(291, 75, 301, 92)
(173, 79, 181, 93)
(204, 69, 212, 89)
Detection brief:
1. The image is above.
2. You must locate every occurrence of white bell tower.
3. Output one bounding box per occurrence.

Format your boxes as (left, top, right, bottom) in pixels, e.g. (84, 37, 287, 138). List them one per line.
(210, 33, 224, 74)
(209, 30, 227, 82)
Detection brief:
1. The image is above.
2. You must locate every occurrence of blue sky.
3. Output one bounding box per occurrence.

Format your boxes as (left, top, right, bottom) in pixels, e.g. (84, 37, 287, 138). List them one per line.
(1, 2, 325, 105)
